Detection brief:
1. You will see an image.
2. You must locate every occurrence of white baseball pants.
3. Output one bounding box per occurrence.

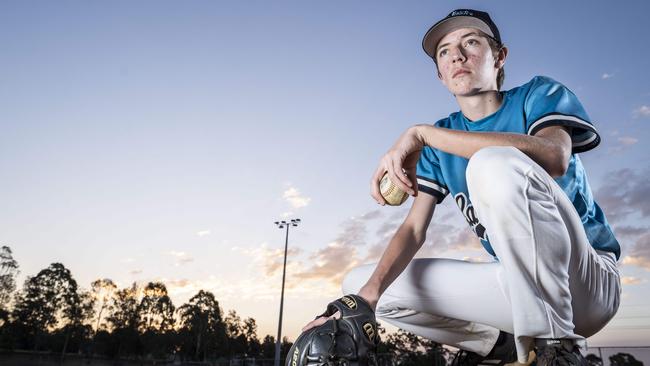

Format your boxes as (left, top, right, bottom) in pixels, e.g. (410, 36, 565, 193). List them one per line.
(343, 146, 621, 363)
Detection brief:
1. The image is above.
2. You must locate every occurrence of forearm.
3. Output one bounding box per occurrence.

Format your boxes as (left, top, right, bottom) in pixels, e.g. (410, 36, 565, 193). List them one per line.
(414, 125, 570, 177)
(358, 225, 424, 307)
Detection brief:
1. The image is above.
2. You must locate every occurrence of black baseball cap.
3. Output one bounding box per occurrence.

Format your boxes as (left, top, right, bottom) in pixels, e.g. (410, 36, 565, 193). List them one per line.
(422, 9, 501, 61)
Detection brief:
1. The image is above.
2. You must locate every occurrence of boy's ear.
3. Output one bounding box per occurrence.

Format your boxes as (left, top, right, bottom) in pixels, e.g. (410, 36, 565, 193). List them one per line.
(495, 46, 508, 68)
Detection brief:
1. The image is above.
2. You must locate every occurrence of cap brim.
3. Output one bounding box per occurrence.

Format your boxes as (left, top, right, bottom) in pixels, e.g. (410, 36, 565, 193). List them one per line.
(422, 17, 495, 59)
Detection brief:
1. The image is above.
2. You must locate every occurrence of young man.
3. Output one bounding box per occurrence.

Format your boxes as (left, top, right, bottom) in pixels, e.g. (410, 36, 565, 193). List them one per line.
(304, 8, 621, 366)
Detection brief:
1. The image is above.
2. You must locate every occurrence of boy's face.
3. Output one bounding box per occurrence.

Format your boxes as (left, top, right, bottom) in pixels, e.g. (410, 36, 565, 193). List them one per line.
(435, 27, 504, 96)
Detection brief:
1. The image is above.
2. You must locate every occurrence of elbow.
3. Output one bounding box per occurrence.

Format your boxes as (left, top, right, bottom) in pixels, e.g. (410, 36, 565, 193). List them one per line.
(413, 229, 427, 248)
(547, 161, 568, 178)
(547, 147, 570, 178)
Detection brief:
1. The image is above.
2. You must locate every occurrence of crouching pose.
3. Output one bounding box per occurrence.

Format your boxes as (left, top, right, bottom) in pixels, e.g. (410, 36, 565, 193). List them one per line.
(305, 8, 620, 366)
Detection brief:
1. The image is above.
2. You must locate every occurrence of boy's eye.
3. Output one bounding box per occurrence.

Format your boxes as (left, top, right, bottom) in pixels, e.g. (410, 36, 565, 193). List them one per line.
(466, 39, 478, 46)
(438, 49, 448, 57)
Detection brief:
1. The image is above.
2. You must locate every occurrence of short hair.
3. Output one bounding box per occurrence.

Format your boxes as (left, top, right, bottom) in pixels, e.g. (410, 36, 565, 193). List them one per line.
(485, 36, 506, 90)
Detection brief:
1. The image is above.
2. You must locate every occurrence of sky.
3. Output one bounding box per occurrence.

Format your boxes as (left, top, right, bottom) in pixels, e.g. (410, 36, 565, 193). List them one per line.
(1, 0, 649, 356)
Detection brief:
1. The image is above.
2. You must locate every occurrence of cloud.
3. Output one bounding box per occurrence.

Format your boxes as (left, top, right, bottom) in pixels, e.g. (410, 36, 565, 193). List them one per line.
(283, 187, 311, 209)
(121, 258, 135, 263)
(593, 169, 650, 224)
(167, 250, 195, 266)
(281, 211, 294, 218)
(617, 137, 638, 146)
(621, 276, 644, 285)
(293, 242, 359, 286)
(129, 269, 143, 275)
(601, 73, 614, 80)
(292, 210, 385, 283)
(621, 232, 650, 271)
(614, 225, 648, 238)
(608, 136, 639, 154)
(633, 105, 650, 118)
(238, 243, 303, 277)
(196, 230, 211, 237)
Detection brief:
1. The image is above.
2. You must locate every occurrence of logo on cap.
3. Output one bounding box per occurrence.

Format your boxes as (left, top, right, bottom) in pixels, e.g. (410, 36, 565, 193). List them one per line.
(451, 10, 473, 17)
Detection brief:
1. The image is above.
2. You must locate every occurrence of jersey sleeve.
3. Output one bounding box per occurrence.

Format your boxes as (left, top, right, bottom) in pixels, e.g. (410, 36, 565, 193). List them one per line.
(416, 146, 449, 202)
(524, 76, 600, 153)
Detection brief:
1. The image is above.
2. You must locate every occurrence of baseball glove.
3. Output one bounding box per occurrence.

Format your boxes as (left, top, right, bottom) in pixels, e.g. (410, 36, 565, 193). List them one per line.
(286, 294, 379, 366)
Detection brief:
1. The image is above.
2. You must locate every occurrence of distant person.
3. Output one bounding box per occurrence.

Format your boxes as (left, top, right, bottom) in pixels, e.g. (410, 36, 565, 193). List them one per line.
(304, 8, 621, 366)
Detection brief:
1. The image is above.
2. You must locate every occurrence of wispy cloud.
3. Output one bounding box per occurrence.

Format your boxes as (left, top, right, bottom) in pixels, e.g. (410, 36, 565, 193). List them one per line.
(167, 251, 195, 266)
(601, 73, 614, 80)
(633, 105, 650, 118)
(621, 276, 644, 285)
(283, 187, 311, 209)
(614, 225, 648, 238)
(237, 243, 303, 277)
(621, 232, 650, 271)
(121, 257, 135, 263)
(608, 136, 640, 154)
(196, 230, 211, 237)
(593, 169, 650, 224)
(294, 242, 359, 286)
(129, 269, 143, 275)
(617, 137, 638, 146)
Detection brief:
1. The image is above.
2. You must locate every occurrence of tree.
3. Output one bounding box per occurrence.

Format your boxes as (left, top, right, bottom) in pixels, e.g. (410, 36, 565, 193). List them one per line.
(11, 263, 93, 355)
(106, 283, 141, 357)
(585, 353, 603, 366)
(138, 282, 175, 332)
(383, 329, 449, 366)
(243, 317, 261, 356)
(138, 282, 175, 358)
(225, 309, 247, 356)
(609, 352, 644, 366)
(0, 246, 19, 311)
(90, 278, 117, 332)
(0, 246, 19, 316)
(260, 335, 275, 359)
(177, 290, 227, 360)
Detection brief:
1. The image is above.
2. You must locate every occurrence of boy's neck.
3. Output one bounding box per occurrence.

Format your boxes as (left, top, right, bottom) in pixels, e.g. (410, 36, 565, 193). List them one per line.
(456, 90, 503, 122)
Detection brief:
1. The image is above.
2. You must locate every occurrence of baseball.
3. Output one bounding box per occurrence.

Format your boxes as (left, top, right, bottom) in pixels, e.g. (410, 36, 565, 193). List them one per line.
(379, 172, 409, 206)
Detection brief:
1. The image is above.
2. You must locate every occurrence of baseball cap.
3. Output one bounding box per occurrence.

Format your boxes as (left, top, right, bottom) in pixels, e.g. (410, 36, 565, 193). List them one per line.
(422, 9, 501, 61)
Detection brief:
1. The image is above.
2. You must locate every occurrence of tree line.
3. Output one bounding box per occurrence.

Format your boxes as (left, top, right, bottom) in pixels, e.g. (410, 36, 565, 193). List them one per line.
(0, 245, 453, 364)
(0, 246, 644, 365)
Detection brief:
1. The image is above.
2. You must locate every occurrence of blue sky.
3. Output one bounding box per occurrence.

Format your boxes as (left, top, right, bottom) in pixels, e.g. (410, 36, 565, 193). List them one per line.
(1, 0, 649, 349)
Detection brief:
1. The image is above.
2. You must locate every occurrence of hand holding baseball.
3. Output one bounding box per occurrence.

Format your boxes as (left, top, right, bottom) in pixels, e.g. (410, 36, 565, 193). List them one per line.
(371, 126, 424, 205)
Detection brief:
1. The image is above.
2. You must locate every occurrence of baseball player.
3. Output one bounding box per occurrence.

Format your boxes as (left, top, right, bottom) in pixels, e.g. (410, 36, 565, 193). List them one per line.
(304, 8, 621, 366)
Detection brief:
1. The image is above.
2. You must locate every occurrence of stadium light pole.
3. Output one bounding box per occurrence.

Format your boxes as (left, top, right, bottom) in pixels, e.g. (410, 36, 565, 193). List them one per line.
(273, 218, 301, 366)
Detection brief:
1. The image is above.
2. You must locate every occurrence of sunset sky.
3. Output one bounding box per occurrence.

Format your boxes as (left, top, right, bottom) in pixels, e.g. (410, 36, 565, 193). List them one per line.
(1, 0, 649, 353)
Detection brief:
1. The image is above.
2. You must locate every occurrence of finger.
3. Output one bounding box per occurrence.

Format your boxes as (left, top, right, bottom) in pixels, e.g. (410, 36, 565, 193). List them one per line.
(301, 316, 327, 332)
(370, 163, 387, 205)
(406, 168, 419, 196)
(394, 158, 413, 188)
(389, 157, 415, 195)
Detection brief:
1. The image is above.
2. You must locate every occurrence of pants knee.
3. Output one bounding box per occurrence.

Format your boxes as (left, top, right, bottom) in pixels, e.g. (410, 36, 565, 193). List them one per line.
(341, 264, 374, 295)
(466, 146, 526, 204)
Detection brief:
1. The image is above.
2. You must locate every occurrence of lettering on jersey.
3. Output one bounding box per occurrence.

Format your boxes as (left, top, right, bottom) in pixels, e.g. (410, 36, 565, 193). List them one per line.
(291, 347, 299, 366)
(454, 193, 487, 240)
(340, 296, 357, 310)
(363, 322, 377, 343)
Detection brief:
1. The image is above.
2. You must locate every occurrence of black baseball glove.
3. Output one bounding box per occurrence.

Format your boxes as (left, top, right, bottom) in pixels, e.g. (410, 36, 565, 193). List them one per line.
(286, 294, 379, 366)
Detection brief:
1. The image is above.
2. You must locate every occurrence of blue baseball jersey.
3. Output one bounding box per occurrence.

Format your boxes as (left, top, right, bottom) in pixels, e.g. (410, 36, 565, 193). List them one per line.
(416, 76, 620, 259)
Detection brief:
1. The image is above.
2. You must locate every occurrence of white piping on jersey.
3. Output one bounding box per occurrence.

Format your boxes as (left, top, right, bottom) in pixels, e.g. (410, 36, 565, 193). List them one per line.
(527, 114, 598, 147)
(572, 132, 599, 147)
(417, 178, 449, 195)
